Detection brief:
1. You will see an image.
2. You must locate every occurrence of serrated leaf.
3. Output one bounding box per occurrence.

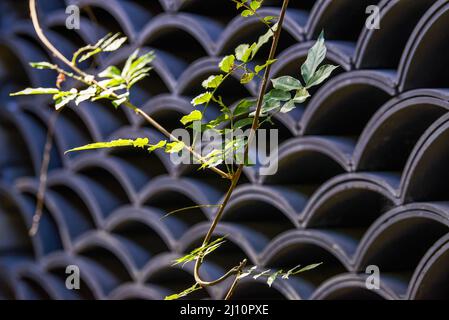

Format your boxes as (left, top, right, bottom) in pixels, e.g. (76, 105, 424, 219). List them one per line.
(305, 64, 338, 88)
(301, 31, 326, 85)
(271, 76, 302, 91)
(165, 141, 185, 153)
(240, 72, 254, 84)
(29, 62, 56, 70)
(65, 138, 149, 154)
(148, 140, 167, 152)
(219, 55, 235, 73)
(181, 110, 203, 125)
(202, 75, 224, 89)
(191, 92, 213, 106)
(10, 88, 60, 96)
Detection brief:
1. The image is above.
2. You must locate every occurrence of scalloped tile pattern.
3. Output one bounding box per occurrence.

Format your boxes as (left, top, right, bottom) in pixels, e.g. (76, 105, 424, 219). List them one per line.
(1, 0, 449, 300)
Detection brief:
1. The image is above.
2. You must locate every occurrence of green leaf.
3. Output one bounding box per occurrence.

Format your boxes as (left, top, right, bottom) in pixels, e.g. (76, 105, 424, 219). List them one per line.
(292, 262, 323, 274)
(75, 86, 97, 105)
(280, 100, 295, 113)
(65, 138, 149, 154)
(99, 66, 121, 79)
(234, 99, 256, 116)
(172, 237, 226, 266)
(181, 110, 203, 125)
(301, 31, 327, 85)
(10, 88, 60, 96)
(202, 75, 224, 89)
(251, 23, 277, 59)
(79, 48, 102, 63)
(122, 49, 139, 79)
(126, 51, 155, 79)
(271, 76, 302, 91)
(305, 64, 338, 88)
(250, 0, 261, 11)
(165, 141, 185, 153)
(234, 118, 253, 129)
(255, 59, 277, 73)
(266, 89, 291, 101)
(241, 9, 254, 17)
(164, 284, 202, 300)
(240, 72, 254, 84)
(253, 269, 271, 280)
(191, 92, 213, 106)
(148, 140, 167, 152)
(293, 87, 310, 104)
(263, 16, 276, 23)
(235, 44, 251, 62)
(112, 96, 128, 108)
(29, 62, 56, 70)
(267, 270, 283, 287)
(102, 36, 127, 52)
(219, 55, 235, 72)
(53, 89, 78, 110)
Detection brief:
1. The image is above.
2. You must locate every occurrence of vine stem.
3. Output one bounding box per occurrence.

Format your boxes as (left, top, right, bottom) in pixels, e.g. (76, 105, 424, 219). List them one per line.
(194, 0, 290, 298)
(29, 112, 58, 236)
(28, 0, 231, 180)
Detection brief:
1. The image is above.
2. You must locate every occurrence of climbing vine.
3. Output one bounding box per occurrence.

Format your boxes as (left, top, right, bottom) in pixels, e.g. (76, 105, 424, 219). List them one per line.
(12, 0, 337, 300)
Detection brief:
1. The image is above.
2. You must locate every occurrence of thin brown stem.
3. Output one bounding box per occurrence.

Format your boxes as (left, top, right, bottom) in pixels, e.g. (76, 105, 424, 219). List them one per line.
(29, 0, 231, 180)
(29, 112, 58, 236)
(194, 0, 290, 295)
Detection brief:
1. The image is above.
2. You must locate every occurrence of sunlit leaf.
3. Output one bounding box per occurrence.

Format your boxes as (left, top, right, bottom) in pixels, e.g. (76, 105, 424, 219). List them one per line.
(301, 31, 326, 85)
(255, 59, 277, 73)
(191, 92, 213, 106)
(148, 140, 167, 152)
(65, 138, 149, 153)
(202, 75, 224, 89)
(10, 88, 59, 96)
(267, 270, 283, 287)
(29, 62, 56, 70)
(165, 141, 185, 153)
(305, 64, 338, 88)
(240, 72, 254, 84)
(219, 55, 235, 73)
(181, 110, 203, 125)
(293, 87, 310, 103)
(164, 283, 202, 300)
(271, 76, 302, 91)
